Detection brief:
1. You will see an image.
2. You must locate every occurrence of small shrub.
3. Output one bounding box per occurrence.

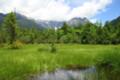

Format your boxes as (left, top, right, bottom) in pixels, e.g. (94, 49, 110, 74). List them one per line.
(38, 47, 48, 52)
(10, 40, 23, 49)
(0, 43, 4, 48)
(50, 43, 57, 53)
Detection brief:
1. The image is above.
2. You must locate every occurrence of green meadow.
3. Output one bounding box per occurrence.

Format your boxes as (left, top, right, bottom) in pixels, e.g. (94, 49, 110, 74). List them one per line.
(0, 44, 120, 80)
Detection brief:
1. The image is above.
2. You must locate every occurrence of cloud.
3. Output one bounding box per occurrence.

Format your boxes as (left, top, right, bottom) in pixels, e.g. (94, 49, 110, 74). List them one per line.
(67, 0, 112, 20)
(0, 0, 112, 21)
(90, 18, 97, 23)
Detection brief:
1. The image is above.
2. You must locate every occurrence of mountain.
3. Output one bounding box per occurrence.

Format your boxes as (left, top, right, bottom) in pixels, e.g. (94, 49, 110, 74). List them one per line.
(67, 17, 89, 27)
(0, 13, 89, 28)
(0, 13, 42, 28)
(109, 16, 120, 27)
(16, 13, 43, 28)
(36, 20, 63, 28)
(37, 17, 89, 28)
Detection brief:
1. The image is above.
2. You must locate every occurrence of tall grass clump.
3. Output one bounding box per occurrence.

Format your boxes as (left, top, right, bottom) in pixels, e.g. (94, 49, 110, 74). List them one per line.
(10, 40, 23, 49)
(38, 46, 48, 52)
(0, 43, 4, 48)
(96, 47, 120, 80)
(50, 43, 57, 53)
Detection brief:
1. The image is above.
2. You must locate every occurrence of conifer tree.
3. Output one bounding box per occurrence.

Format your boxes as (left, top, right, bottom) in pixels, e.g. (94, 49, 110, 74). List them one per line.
(2, 12, 17, 44)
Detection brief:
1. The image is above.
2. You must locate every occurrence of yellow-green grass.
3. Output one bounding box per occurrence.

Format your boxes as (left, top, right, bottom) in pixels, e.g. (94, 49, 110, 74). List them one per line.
(0, 44, 120, 80)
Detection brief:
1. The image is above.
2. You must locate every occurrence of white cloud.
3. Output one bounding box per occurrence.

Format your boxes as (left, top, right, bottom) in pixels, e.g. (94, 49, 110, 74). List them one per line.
(90, 18, 97, 23)
(67, 0, 112, 20)
(0, 0, 112, 21)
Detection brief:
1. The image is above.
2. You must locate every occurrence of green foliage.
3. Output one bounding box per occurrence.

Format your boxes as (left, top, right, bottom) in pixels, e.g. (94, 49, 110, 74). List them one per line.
(10, 40, 23, 49)
(61, 22, 69, 35)
(2, 12, 18, 44)
(0, 44, 119, 80)
(50, 43, 57, 53)
(96, 47, 120, 80)
(80, 23, 97, 44)
(0, 43, 4, 48)
(0, 13, 120, 44)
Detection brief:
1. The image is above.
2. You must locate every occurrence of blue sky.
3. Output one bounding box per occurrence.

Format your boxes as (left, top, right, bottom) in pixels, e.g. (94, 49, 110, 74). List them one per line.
(0, 0, 119, 23)
(93, 0, 120, 23)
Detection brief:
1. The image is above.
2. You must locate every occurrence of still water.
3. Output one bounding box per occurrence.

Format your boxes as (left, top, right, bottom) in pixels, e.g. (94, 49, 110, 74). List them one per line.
(31, 66, 98, 80)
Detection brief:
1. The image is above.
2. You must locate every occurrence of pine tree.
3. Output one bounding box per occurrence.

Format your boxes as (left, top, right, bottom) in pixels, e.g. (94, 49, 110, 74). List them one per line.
(2, 12, 18, 44)
(61, 22, 69, 35)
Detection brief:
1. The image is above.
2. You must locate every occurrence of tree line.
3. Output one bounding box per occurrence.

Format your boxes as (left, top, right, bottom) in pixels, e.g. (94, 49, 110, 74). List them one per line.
(0, 12, 120, 45)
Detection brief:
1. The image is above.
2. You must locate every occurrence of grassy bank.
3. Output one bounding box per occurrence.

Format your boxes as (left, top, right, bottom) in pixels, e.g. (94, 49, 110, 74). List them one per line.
(0, 44, 120, 80)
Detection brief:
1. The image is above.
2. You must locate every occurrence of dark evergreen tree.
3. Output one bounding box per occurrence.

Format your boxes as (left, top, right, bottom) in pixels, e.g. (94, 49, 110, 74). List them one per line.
(80, 23, 97, 44)
(2, 12, 18, 44)
(61, 22, 70, 35)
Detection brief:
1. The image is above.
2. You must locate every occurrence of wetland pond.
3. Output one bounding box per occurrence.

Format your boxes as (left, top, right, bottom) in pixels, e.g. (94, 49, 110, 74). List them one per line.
(30, 66, 98, 80)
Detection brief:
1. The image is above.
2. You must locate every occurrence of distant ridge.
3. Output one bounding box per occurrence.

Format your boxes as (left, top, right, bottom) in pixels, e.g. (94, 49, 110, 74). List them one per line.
(67, 17, 89, 27)
(0, 12, 89, 28)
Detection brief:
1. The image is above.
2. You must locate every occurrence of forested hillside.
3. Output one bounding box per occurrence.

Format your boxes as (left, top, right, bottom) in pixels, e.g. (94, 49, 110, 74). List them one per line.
(0, 12, 120, 44)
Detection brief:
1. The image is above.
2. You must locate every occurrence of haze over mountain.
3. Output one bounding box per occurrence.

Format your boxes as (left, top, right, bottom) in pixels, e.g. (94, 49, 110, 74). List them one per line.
(0, 13, 89, 28)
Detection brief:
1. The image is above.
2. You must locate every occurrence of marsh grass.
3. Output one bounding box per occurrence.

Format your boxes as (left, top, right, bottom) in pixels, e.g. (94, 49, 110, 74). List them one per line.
(96, 47, 120, 80)
(0, 44, 120, 80)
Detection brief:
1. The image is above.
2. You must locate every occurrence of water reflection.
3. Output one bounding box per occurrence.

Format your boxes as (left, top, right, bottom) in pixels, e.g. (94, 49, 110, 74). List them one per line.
(31, 66, 98, 80)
